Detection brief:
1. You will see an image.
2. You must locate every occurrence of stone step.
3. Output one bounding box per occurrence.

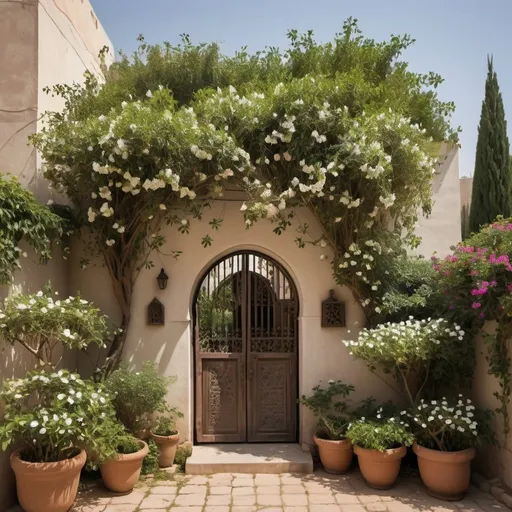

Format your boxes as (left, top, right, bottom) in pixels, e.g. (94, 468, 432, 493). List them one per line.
(185, 443, 313, 474)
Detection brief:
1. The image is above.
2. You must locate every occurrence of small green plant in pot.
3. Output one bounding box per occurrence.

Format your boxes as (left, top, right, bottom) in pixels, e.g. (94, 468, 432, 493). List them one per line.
(299, 380, 355, 474)
(150, 412, 183, 468)
(0, 370, 118, 512)
(106, 361, 176, 437)
(99, 432, 149, 493)
(410, 396, 494, 501)
(347, 415, 413, 489)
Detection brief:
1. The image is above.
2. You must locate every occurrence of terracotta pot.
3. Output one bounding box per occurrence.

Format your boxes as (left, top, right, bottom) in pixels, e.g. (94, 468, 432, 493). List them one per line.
(100, 440, 149, 493)
(313, 435, 353, 474)
(10, 450, 86, 512)
(134, 429, 149, 440)
(150, 431, 180, 468)
(354, 445, 406, 489)
(413, 442, 476, 500)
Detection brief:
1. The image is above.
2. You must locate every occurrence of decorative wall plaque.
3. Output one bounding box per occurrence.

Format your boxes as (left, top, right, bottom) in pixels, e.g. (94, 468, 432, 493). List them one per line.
(147, 298, 165, 325)
(321, 289, 346, 327)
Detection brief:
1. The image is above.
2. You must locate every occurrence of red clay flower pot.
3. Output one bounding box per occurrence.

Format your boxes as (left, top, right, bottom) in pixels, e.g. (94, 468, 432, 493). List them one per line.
(354, 445, 406, 489)
(11, 450, 86, 512)
(314, 435, 353, 474)
(413, 442, 475, 500)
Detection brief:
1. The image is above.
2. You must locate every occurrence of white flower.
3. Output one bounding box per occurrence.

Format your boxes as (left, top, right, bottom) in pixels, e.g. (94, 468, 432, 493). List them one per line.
(106, 239, 115, 246)
(274, 153, 281, 161)
(100, 202, 114, 218)
(30, 420, 38, 428)
(146, 90, 153, 98)
(65, 418, 72, 426)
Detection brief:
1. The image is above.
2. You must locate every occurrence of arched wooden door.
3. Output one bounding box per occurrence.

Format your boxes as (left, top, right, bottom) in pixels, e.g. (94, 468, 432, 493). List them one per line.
(194, 251, 299, 443)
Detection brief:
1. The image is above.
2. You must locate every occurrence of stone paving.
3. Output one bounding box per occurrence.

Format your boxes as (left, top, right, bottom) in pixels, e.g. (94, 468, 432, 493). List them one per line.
(65, 470, 507, 512)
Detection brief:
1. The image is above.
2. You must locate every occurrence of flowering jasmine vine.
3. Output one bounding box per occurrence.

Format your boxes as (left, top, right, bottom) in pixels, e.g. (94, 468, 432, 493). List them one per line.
(31, 23, 458, 372)
(0, 290, 112, 368)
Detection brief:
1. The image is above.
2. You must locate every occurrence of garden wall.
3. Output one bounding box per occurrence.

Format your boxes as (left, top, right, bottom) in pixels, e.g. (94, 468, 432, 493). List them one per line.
(415, 142, 461, 258)
(0, 1, 111, 508)
(71, 145, 461, 447)
(71, 199, 404, 447)
(473, 322, 512, 490)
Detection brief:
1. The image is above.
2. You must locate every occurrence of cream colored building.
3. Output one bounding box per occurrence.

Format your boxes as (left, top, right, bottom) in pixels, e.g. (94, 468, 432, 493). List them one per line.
(0, 1, 112, 509)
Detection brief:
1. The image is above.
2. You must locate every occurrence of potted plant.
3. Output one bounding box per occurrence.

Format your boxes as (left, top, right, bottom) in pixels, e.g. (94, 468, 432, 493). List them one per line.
(347, 416, 414, 489)
(299, 380, 355, 474)
(411, 396, 494, 500)
(99, 434, 149, 493)
(0, 370, 118, 512)
(106, 361, 176, 437)
(150, 413, 183, 468)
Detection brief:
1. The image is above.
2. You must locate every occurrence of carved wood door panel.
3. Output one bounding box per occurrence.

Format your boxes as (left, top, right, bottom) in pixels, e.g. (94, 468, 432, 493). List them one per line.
(194, 251, 298, 443)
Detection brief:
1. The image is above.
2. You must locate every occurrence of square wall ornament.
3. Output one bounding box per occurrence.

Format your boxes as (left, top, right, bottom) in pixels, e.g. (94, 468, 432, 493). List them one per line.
(147, 297, 165, 325)
(322, 289, 346, 328)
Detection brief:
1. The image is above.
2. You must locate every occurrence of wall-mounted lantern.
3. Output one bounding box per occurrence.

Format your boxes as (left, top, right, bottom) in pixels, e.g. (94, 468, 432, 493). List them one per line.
(322, 289, 346, 327)
(147, 298, 165, 325)
(157, 268, 169, 290)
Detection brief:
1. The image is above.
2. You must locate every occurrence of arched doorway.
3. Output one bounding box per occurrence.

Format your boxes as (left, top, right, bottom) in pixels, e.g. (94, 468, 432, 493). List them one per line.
(193, 250, 299, 443)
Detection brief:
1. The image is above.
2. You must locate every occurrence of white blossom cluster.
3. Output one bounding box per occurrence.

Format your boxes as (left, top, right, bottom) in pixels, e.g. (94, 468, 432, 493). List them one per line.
(0, 291, 111, 350)
(412, 396, 479, 437)
(38, 77, 438, 304)
(342, 317, 465, 359)
(0, 370, 115, 457)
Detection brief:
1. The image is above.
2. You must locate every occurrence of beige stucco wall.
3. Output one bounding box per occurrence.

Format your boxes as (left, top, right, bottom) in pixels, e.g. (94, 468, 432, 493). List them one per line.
(0, 1, 112, 509)
(415, 143, 461, 258)
(71, 202, 407, 448)
(69, 145, 461, 450)
(460, 176, 473, 209)
(0, 0, 38, 185)
(473, 323, 512, 490)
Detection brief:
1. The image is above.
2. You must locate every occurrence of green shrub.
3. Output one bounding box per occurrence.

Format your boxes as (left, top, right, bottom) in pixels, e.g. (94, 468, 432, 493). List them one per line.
(0, 369, 122, 463)
(141, 439, 159, 475)
(376, 256, 437, 322)
(174, 444, 192, 473)
(0, 174, 65, 284)
(299, 380, 355, 440)
(107, 361, 175, 433)
(343, 318, 471, 405)
(153, 415, 181, 436)
(347, 419, 414, 452)
(411, 396, 495, 451)
(116, 435, 141, 455)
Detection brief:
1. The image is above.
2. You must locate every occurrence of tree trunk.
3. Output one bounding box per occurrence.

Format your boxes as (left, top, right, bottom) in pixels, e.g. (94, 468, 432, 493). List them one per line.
(100, 250, 134, 378)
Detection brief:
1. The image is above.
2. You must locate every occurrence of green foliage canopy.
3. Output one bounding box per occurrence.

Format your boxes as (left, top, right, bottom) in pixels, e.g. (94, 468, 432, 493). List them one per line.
(32, 20, 459, 368)
(0, 175, 65, 284)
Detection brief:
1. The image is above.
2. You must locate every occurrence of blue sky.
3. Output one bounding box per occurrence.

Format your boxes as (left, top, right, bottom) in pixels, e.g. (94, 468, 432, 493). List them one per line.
(90, 0, 512, 177)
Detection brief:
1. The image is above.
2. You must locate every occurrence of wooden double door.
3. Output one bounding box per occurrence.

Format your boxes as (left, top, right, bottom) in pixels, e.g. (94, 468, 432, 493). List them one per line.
(194, 251, 299, 443)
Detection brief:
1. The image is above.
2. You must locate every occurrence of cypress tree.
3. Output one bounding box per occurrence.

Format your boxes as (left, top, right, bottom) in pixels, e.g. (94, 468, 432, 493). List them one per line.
(469, 57, 511, 232)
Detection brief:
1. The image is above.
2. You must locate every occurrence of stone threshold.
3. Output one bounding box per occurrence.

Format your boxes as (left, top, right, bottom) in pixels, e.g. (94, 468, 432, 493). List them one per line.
(185, 443, 314, 474)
